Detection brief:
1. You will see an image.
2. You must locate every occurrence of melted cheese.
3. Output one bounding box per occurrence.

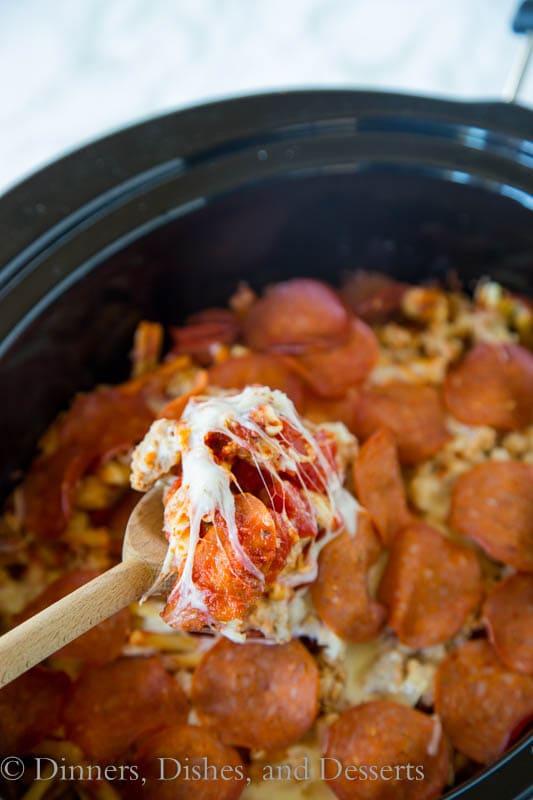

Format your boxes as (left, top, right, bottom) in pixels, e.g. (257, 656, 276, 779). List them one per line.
(427, 715, 443, 757)
(131, 386, 359, 637)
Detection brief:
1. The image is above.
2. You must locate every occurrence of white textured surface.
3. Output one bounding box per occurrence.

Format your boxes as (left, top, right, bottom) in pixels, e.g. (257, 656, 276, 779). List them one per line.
(0, 0, 531, 194)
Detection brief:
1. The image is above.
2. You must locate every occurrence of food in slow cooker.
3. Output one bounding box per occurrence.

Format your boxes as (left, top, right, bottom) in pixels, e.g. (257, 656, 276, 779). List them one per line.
(0, 274, 532, 800)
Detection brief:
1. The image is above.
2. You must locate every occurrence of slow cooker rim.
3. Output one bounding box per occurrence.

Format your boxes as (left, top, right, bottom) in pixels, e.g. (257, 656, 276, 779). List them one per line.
(1, 88, 532, 282)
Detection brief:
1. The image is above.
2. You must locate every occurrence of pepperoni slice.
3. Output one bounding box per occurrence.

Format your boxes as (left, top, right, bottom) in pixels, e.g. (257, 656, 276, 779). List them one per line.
(311, 515, 386, 643)
(21, 444, 85, 540)
(231, 459, 316, 540)
(303, 387, 360, 432)
(483, 573, 533, 674)
(171, 308, 240, 364)
(353, 428, 410, 546)
(444, 343, 533, 430)
(162, 494, 284, 630)
(15, 570, 130, 665)
(63, 657, 189, 762)
(449, 461, 533, 572)
(22, 388, 154, 539)
(291, 319, 378, 398)
(243, 278, 350, 353)
(377, 522, 482, 648)
(165, 523, 256, 630)
(208, 353, 303, 408)
(341, 271, 410, 324)
(131, 724, 246, 800)
(0, 667, 70, 754)
(216, 493, 279, 581)
(191, 638, 318, 750)
(60, 388, 155, 465)
(352, 381, 449, 465)
(231, 465, 316, 575)
(231, 458, 269, 496)
(435, 639, 533, 764)
(322, 699, 450, 800)
(264, 479, 318, 541)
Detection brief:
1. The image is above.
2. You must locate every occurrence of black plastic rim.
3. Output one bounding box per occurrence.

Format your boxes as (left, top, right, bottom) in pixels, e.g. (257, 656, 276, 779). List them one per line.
(1, 90, 532, 281)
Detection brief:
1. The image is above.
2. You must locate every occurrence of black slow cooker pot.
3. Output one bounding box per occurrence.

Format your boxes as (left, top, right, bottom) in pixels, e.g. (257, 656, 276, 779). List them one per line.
(0, 91, 532, 799)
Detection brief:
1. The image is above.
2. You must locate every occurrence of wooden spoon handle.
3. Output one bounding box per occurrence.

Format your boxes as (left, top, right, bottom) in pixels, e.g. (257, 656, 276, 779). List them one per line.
(0, 558, 157, 688)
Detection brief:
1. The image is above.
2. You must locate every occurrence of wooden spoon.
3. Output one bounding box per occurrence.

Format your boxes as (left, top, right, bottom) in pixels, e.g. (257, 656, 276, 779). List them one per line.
(0, 486, 168, 689)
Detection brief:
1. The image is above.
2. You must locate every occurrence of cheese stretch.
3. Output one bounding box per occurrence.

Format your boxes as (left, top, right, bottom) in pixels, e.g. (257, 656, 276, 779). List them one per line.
(131, 386, 359, 641)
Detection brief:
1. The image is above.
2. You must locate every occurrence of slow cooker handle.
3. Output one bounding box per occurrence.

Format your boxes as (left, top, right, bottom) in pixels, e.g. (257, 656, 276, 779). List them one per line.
(505, 0, 533, 101)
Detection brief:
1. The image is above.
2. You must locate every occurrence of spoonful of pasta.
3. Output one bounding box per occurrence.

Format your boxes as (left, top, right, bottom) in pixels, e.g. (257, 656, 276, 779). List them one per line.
(0, 386, 357, 687)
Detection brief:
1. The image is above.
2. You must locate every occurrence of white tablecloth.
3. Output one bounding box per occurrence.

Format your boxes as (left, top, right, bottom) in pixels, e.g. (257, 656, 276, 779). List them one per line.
(0, 0, 531, 195)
